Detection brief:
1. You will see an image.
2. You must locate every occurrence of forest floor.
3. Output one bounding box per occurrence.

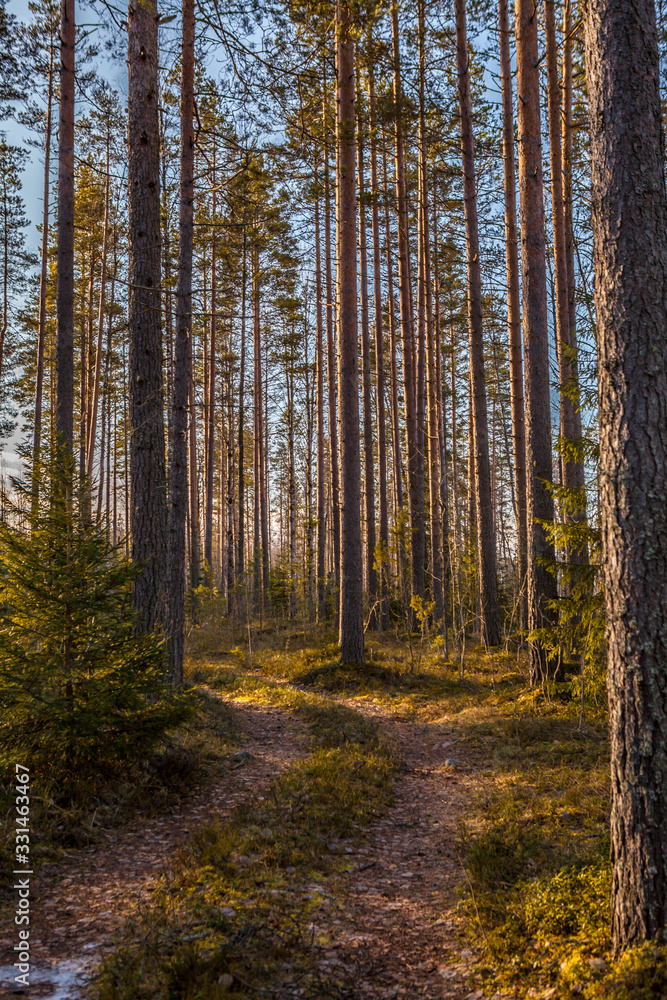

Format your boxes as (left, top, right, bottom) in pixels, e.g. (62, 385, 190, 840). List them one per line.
(0, 619, 613, 1000)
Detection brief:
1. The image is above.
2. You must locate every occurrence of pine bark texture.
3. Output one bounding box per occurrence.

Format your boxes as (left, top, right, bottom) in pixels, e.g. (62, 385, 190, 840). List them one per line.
(128, 0, 168, 632)
(498, 0, 528, 630)
(167, 0, 194, 682)
(336, 0, 364, 665)
(369, 66, 389, 627)
(391, 2, 424, 604)
(55, 0, 75, 448)
(455, 0, 501, 647)
(357, 120, 377, 626)
(314, 164, 326, 622)
(585, 0, 667, 952)
(515, 0, 558, 677)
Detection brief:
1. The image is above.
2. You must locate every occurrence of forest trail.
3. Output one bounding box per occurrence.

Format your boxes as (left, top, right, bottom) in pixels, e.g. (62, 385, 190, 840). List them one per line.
(1, 695, 487, 1000)
(0, 705, 311, 999)
(306, 702, 485, 999)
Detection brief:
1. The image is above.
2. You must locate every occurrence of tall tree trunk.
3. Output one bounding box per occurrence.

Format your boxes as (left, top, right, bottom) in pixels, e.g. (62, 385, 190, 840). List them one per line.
(515, 0, 558, 677)
(167, 0, 194, 683)
(227, 384, 235, 608)
(86, 136, 110, 480)
(368, 62, 389, 628)
(323, 59, 341, 612)
(544, 0, 587, 568)
(97, 268, 115, 521)
(55, 0, 75, 450)
(585, 0, 667, 953)
(418, 0, 443, 623)
(189, 332, 200, 590)
(455, 0, 501, 647)
(357, 97, 377, 628)
(562, 0, 588, 564)
(288, 366, 297, 619)
(205, 166, 217, 586)
(315, 161, 326, 622)
(391, 0, 424, 605)
(382, 139, 407, 602)
(336, 0, 364, 665)
(33, 26, 55, 490)
(499, 0, 528, 629)
(253, 246, 262, 606)
(128, 0, 168, 631)
(432, 188, 451, 652)
(238, 223, 246, 597)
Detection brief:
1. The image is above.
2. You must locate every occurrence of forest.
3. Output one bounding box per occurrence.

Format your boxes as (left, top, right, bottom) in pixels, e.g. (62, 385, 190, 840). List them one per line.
(0, 0, 666, 996)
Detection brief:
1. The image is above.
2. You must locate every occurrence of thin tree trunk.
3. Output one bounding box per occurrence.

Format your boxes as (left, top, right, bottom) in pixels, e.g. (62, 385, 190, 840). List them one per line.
(432, 188, 451, 653)
(86, 137, 110, 480)
(368, 62, 389, 627)
(96, 267, 115, 519)
(391, 1, 424, 605)
(167, 0, 194, 682)
(189, 334, 200, 591)
(418, 0, 443, 622)
(315, 159, 327, 622)
(585, 0, 667, 952)
(323, 60, 341, 612)
(455, 0, 501, 646)
(515, 0, 558, 678)
(128, 0, 168, 630)
(499, 0, 528, 629)
(336, 0, 364, 664)
(33, 27, 55, 490)
(238, 221, 246, 598)
(357, 97, 377, 628)
(55, 0, 75, 450)
(205, 164, 217, 586)
(544, 0, 587, 567)
(382, 139, 407, 602)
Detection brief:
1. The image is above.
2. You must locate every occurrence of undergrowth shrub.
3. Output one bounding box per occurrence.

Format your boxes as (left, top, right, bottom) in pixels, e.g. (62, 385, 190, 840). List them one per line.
(521, 863, 610, 939)
(0, 460, 192, 791)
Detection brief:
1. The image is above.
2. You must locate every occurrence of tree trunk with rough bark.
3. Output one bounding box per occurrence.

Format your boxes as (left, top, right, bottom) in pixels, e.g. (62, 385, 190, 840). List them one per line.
(391, 1, 424, 605)
(336, 0, 364, 665)
(323, 66, 341, 614)
(128, 0, 168, 631)
(368, 62, 389, 628)
(455, 0, 501, 647)
(167, 0, 194, 683)
(315, 160, 327, 622)
(585, 0, 667, 953)
(205, 165, 217, 586)
(418, 0, 443, 623)
(252, 245, 263, 609)
(382, 139, 408, 603)
(499, 0, 528, 629)
(515, 0, 558, 677)
(357, 101, 377, 628)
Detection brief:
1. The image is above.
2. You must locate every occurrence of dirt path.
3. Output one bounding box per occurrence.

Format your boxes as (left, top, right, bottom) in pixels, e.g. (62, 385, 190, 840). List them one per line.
(0, 705, 310, 1000)
(309, 707, 486, 1000)
(0, 699, 490, 1000)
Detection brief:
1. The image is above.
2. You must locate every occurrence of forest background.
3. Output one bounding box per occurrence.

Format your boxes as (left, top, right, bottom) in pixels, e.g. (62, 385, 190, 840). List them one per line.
(1, 0, 667, 996)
